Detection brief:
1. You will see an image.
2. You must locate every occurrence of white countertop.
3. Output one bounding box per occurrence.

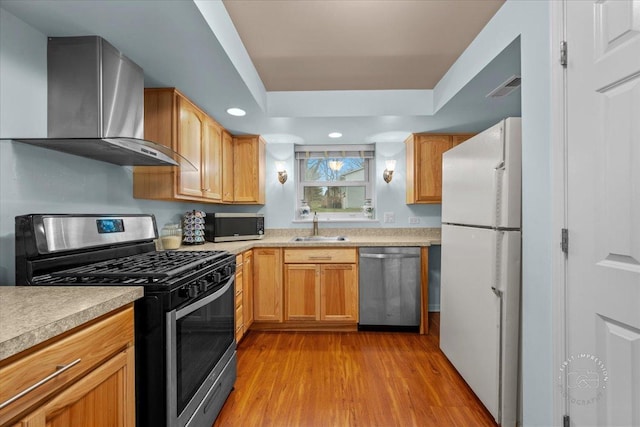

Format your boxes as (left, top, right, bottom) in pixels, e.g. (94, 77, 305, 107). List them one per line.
(0, 286, 143, 361)
(175, 228, 441, 254)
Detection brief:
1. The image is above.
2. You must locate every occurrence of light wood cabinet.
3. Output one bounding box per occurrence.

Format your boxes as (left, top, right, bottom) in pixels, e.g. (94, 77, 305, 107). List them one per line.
(284, 264, 319, 321)
(232, 135, 266, 204)
(222, 131, 234, 203)
(233, 250, 254, 342)
(133, 88, 224, 203)
(283, 248, 358, 324)
(320, 264, 358, 322)
(134, 88, 265, 205)
(252, 248, 283, 322)
(242, 250, 254, 331)
(405, 133, 475, 204)
(202, 117, 223, 200)
(0, 306, 135, 427)
(235, 253, 244, 343)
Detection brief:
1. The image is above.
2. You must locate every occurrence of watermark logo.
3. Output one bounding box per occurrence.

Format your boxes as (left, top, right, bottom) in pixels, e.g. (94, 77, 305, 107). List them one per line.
(558, 353, 608, 406)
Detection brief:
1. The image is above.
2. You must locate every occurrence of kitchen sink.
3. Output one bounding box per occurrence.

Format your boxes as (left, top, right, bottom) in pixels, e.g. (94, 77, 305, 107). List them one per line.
(290, 236, 349, 242)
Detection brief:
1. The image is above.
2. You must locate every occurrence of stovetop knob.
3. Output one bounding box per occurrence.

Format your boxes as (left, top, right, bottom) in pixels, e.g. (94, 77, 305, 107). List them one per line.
(186, 284, 200, 298)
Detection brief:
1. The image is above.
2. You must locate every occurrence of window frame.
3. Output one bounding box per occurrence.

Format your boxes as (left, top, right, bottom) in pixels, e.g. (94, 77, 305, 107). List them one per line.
(294, 144, 375, 221)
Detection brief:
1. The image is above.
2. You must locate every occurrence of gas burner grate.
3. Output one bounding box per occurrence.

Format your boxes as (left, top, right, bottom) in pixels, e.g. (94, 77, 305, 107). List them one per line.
(50, 250, 228, 281)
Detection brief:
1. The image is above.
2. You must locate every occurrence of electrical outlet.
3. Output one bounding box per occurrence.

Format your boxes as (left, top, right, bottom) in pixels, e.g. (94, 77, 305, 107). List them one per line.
(383, 212, 395, 223)
(409, 217, 420, 224)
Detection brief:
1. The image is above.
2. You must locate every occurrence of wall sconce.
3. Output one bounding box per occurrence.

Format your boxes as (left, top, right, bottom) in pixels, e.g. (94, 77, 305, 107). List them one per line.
(383, 160, 396, 183)
(275, 161, 288, 184)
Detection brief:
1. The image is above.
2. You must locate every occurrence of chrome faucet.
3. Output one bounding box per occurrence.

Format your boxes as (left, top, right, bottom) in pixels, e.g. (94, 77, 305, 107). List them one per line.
(312, 212, 319, 236)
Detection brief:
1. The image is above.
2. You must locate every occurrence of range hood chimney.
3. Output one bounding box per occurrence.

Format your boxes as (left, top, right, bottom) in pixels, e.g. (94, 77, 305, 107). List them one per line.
(14, 36, 191, 168)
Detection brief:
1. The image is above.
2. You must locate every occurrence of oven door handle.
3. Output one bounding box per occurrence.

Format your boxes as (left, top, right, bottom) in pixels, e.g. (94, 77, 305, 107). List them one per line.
(175, 274, 235, 320)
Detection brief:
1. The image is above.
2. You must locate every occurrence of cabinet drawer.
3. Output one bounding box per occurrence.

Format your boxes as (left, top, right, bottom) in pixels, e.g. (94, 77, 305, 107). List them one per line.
(235, 305, 243, 328)
(235, 291, 243, 310)
(235, 281, 243, 297)
(0, 306, 134, 425)
(284, 248, 357, 264)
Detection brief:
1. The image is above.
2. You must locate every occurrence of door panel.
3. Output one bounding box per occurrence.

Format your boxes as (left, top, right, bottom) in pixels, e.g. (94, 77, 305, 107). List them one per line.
(285, 264, 319, 321)
(177, 98, 203, 198)
(320, 264, 357, 321)
(595, 316, 640, 427)
(565, 1, 640, 425)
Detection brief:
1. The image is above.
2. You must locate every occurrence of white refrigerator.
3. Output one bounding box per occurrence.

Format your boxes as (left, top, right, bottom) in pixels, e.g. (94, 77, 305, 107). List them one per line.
(440, 117, 521, 427)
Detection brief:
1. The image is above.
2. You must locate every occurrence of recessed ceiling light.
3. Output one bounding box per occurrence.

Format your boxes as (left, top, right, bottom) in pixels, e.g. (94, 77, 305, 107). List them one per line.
(226, 107, 246, 117)
(328, 132, 342, 138)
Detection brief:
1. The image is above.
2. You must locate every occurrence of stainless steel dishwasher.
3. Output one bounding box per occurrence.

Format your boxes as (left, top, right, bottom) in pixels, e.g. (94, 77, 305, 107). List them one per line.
(358, 247, 421, 330)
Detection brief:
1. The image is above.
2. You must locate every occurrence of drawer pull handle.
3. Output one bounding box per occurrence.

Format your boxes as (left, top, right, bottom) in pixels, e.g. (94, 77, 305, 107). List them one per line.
(309, 256, 332, 260)
(0, 358, 81, 409)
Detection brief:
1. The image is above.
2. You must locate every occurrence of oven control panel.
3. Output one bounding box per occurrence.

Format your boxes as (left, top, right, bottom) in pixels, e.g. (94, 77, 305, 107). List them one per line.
(177, 256, 235, 300)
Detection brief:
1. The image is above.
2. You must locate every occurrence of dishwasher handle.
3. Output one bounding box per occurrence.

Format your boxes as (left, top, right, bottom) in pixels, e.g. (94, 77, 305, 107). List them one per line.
(359, 253, 420, 259)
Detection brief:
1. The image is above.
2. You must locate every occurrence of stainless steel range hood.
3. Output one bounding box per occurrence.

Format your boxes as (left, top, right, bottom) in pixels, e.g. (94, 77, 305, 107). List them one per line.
(14, 36, 191, 168)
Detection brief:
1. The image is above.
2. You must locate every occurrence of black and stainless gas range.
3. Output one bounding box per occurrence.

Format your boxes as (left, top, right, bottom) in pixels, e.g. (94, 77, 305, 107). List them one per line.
(15, 213, 237, 427)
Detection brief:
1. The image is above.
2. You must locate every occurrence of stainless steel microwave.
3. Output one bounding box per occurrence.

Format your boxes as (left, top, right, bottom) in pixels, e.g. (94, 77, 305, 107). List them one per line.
(204, 213, 264, 242)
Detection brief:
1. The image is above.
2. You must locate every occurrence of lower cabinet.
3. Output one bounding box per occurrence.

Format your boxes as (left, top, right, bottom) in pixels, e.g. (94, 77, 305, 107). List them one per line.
(284, 248, 358, 326)
(285, 263, 358, 323)
(235, 253, 244, 342)
(16, 349, 134, 427)
(0, 306, 135, 427)
(252, 248, 283, 323)
(234, 250, 254, 343)
(242, 250, 254, 331)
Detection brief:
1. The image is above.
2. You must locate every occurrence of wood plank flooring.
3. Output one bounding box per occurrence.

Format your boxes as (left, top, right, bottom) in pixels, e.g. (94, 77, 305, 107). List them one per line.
(214, 314, 497, 427)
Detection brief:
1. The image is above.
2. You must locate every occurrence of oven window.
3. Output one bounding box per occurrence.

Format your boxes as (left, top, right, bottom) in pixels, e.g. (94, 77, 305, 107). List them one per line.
(175, 284, 234, 414)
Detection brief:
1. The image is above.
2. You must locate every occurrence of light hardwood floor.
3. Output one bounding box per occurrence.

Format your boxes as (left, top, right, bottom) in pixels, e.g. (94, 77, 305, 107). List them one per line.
(214, 314, 497, 427)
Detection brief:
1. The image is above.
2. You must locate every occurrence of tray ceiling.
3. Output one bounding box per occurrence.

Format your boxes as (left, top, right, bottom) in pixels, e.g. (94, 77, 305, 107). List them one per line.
(223, 0, 505, 91)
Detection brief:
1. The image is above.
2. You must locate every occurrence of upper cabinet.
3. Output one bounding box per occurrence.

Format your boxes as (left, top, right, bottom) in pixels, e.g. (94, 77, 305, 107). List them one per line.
(232, 135, 265, 204)
(404, 133, 475, 204)
(202, 117, 223, 200)
(222, 131, 234, 203)
(133, 88, 264, 205)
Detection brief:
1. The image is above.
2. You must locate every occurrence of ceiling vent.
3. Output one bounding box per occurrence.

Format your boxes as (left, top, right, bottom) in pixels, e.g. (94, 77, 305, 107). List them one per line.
(486, 75, 521, 98)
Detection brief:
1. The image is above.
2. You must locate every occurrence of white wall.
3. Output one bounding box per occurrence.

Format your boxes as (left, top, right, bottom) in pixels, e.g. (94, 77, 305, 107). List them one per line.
(435, 1, 553, 425)
(263, 141, 443, 229)
(1, 3, 555, 424)
(0, 9, 225, 285)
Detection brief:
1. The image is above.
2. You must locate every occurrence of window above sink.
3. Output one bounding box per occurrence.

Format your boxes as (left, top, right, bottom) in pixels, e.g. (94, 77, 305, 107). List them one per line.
(295, 144, 375, 221)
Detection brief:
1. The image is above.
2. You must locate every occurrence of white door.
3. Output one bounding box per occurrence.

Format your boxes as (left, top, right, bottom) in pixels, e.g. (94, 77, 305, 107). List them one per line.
(564, 1, 640, 426)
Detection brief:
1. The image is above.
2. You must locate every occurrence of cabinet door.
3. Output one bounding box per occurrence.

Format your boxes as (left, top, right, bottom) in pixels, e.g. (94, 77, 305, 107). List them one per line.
(414, 135, 452, 203)
(253, 248, 283, 322)
(243, 250, 254, 329)
(235, 254, 244, 342)
(202, 118, 223, 201)
(233, 136, 265, 204)
(177, 97, 204, 198)
(18, 348, 135, 427)
(451, 133, 475, 147)
(285, 264, 320, 321)
(320, 264, 358, 322)
(222, 131, 234, 202)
